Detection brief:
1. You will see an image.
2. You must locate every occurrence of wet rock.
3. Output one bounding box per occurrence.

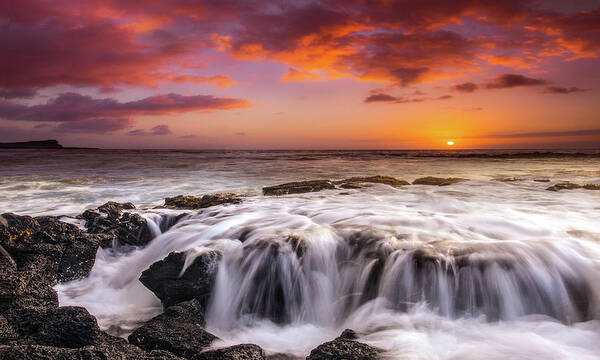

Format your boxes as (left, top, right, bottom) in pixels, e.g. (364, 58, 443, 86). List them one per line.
(546, 182, 582, 191)
(28, 306, 103, 348)
(546, 182, 600, 191)
(495, 177, 522, 182)
(0, 315, 18, 343)
(267, 353, 303, 360)
(3, 302, 50, 337)
(336, 176, 409, 189)
(412, 176, 468, 186)
(0, 343, 183, 359)
(0, 256, 24, 312)
(128, 299, 218, 358)
(163, 194, 242, 210)
(97, 201, 136, 218)
(0, 254, 59, 318)
(140, 251, 222, 308)
(81, 202, 152, 248)
(0, 345, 87, 359)
(263, 180, 336, 196)
(0, 213, 99, 284)
(306, 329, 381, 360)
(193, 343, 267, 360)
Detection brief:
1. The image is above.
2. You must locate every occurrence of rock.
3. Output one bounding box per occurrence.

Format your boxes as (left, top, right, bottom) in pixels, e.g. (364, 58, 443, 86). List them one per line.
(0, 140, 63, 149)
(0, 344, 87, 359)
(306, 329, 381, 360)
(0, 315, 18, 343)
(336, 176, 409, 189)
(97, 201, 136, 218)
(0, 256, 24, 312)
(0, 213, 99, 284)
(128, 299, 218, 358)
(163, 194, 242, 210)
(0, 253, 59, 316)
(546, 182, 600, 191)
(546, 182, 582, 191)
(495, 177, 522, 182)
(412, 176, 468, 186)
(193, 343, 266, 360)
(0, 343, 183, 359)
(3, 302, 51, 337)
(267, 353, 303, 360)
(81, 202, 153, 248)
(28, 306, 103, 348)
(156, 299, 207, 325)
(139, 251, 221, 308)
(263, 180, 336, 196)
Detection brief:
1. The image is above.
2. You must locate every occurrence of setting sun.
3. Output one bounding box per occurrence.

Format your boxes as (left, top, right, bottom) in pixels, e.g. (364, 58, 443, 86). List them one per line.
(447, 141, 455, 146)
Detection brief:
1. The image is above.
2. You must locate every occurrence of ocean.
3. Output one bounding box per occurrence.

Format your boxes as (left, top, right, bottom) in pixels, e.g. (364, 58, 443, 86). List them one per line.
(2, 149, 600, 359)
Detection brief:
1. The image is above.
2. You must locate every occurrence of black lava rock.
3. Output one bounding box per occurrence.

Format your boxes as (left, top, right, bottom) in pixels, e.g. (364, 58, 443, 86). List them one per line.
(139, 251, 221, 308)
(163, 194, 242, 210)
(306, 329, 381, 360)
(262, 180, 336, 196)
(193, 343, 267, 360)
(128, 299, 218, 358)
(81, 202, 153, 248)
(29, 306, 103, 348)
(0, 213, 99, 284)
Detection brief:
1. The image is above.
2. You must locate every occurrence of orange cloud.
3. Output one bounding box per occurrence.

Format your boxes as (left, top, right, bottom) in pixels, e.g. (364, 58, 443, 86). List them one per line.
(282, 68, 320, 82)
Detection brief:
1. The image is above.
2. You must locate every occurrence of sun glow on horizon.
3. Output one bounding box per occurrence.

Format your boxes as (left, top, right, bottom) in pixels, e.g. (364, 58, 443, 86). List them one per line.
(447, 140, 455, 146)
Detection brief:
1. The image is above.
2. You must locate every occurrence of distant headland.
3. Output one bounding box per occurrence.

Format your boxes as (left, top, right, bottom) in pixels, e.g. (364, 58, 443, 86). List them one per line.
(0, 139, 98, 149)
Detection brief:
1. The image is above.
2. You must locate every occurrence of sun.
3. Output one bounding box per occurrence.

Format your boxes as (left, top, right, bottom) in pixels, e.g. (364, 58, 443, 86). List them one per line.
(447, 140, 455, 146)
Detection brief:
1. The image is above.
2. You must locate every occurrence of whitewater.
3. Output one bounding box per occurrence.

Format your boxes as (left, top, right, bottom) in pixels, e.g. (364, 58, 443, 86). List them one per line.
(2, 149, 600, 359)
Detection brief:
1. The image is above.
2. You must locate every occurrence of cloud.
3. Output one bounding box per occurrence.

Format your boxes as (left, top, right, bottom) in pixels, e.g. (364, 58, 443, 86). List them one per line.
(179, 134, 197, 139)
(364, 93, 452, 104)
(364, 93, 399, 103)
(468, 129, 600, 139)
(390, 67, 430, 87)
(0, 88, 37, 99)
(0, 92, 251, 123)
(127, 124, 172, 136)
(54, 118, 133, 134)
(282, 68, 319, 82)
(2, 0, 599, 95)
(0, 6, 235, 89)
(453, 82, 478, 93)
(236, 132, 246, 136)
(544, 86, 591, 94)
(484, 74, 547, 89)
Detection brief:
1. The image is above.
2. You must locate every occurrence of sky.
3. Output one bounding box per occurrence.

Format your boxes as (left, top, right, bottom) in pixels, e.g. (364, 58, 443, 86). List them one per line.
(1, 0, 599, 149)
